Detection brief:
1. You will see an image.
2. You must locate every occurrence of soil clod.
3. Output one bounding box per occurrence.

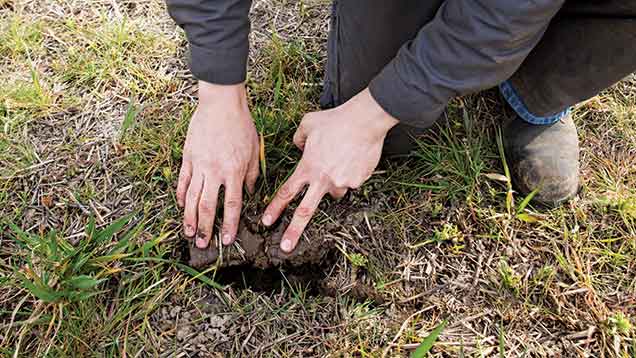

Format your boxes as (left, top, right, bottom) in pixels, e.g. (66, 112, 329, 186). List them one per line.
(188, 217, 335, 270)
(187, 212, 387, 304)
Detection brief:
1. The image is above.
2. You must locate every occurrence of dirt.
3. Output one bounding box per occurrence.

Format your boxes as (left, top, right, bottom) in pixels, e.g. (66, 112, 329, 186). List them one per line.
(188, 215, 335, 269)
(150, 290, 233, 355)
(186, 203, 389, 304)
(321, 279, 387, 304)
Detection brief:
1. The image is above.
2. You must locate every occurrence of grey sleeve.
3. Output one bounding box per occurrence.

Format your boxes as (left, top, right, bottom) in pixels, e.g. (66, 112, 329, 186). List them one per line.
(368, 0, 565, 128)
(166, 0, 252, 84)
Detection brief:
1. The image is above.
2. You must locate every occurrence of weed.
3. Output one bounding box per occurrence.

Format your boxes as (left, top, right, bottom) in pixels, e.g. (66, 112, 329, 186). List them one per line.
(498, 259, 521, 296)
(608, 312, 633, 336)
(411, 320, 447, 358)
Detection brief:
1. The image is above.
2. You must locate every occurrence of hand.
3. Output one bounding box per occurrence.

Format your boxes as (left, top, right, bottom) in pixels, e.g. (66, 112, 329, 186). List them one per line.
(261, 88, 398, 252)
(178, 81, 260, 249)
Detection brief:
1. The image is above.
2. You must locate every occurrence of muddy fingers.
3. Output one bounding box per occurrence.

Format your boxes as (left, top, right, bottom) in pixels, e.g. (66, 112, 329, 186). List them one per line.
(188, 217, 334, 270)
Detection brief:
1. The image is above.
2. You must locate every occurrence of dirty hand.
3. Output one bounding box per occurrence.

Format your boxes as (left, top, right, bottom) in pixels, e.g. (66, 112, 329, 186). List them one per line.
(178, 81, 260, 249)
(261, 88, 398, 252)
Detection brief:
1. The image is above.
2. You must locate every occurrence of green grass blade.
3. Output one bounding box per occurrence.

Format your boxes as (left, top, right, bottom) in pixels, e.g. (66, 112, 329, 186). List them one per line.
(47, 230, 59, 261)
(124, 256, 224, 290)
(496, 127, 514, 214)
(108, 219, 144, 255)
(94, 214, 133, 242)
(86, 216, 96, 238)
(495, 127, 511, 191)
(67, 275, 103, 290)
(396, 181, 446, 191)
(120, 99, 140, 139)
(7, 222, 37, 247)
(499, 321, 505, 358)
(273, 70, 283, 106)
(174, 262, 223, 290)
(71, 253, 91, 274)
(18, 273, 60, 303)
(516, 213, 540, 224)
(259, 131, 267, 178)
(140, 231, 171, 256)
(410, 319, 447, 358)
(516, 186, 541, 214)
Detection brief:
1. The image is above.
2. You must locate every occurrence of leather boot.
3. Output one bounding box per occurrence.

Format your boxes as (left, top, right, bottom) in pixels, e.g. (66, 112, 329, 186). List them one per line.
(503, 113, 580, 206)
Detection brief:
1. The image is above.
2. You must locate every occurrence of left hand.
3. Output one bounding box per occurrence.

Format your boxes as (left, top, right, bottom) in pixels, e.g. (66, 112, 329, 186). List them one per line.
(261, 88, 399, 252)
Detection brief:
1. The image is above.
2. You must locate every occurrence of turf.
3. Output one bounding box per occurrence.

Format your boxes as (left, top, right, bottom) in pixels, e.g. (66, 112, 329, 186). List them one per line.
(1, 0, 635, 356)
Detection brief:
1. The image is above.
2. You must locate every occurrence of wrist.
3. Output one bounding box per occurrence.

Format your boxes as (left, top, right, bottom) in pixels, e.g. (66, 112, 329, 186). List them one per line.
(349, 88, 399, 136)
(198, 81, 247, 109)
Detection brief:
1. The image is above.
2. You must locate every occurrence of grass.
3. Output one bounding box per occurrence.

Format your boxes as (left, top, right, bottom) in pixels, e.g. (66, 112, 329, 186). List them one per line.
(51, 17, 177, 98)
(0, 15, 43, 58)
(1, 0, 635, 356)
(2, 215, 177, 356)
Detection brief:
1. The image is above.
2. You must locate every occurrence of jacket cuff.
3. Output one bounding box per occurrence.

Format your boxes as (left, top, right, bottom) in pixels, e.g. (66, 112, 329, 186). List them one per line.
(369, 59, 444, 129)
(189, 43, 248, 85)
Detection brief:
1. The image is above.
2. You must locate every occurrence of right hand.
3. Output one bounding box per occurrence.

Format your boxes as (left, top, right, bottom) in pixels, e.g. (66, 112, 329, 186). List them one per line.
(177, 81, 260, 249)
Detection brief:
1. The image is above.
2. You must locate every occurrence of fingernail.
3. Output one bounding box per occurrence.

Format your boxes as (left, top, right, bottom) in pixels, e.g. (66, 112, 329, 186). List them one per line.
(184, 225, 195, 237)
(222, 234, 232, 245)
(281, 239, 292, 252)
(195, 233, 208, 249)
(262, 214, 273, 226)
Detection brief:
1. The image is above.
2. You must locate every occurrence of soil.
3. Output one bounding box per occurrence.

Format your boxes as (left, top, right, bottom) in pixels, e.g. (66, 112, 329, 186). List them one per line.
(188, 214, 335, 269)
(150, 290, 233, 355)
(321, 278, 387, 304)
(186, 200, 389, 304)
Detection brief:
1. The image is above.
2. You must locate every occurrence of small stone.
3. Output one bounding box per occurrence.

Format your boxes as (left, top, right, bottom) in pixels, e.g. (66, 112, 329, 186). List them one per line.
(209, 315, 226, 327)
(505, 246, 514, 257)
(170, 306, 181, 318)
(176, 328, 188, 340)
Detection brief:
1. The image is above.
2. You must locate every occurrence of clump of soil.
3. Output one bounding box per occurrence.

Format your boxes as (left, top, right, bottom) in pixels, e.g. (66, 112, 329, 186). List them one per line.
(188, 213, 335, 269)
(186, 197, 388, 304)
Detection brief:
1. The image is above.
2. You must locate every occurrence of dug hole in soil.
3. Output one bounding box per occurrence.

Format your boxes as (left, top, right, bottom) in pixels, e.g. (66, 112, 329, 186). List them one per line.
(186, 205, 386, 303)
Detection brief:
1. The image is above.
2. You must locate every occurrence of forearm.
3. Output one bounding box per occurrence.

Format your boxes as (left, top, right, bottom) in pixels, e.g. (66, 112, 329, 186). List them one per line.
(369, 0, 565, 128)
(166, 0, 252, 84)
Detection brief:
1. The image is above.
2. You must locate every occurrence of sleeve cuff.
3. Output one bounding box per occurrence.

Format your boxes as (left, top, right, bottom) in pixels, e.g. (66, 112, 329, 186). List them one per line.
(189, 43, 248, 85)
(369, 58, 444, 129)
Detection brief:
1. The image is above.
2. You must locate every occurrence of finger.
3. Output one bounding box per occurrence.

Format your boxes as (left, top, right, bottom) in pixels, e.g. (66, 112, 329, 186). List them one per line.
(329, 187, 348, 199)
(262, 166, 307, 226)
(195, 178, 220, 249)
(183, 171, 203, 238)
(280, 183, 327, 253)
(293, 123, 308, 151)
(245, 151, 259, 194)
(221, 178, 243, 245)
(176, 160, 192, 208)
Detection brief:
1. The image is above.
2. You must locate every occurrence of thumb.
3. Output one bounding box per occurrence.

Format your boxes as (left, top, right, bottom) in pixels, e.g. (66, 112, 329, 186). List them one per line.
(293, 125, 308, 151)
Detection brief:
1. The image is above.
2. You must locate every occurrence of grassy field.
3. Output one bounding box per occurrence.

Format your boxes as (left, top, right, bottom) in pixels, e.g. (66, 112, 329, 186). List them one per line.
(1, 0, 635, 356)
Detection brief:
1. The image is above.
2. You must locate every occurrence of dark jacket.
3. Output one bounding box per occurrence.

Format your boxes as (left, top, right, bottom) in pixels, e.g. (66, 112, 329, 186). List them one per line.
(166, 0, 565, 127)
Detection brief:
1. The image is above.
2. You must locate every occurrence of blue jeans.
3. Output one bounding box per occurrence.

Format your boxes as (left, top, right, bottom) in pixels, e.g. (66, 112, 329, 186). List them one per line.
(499, 80, 569, 126)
